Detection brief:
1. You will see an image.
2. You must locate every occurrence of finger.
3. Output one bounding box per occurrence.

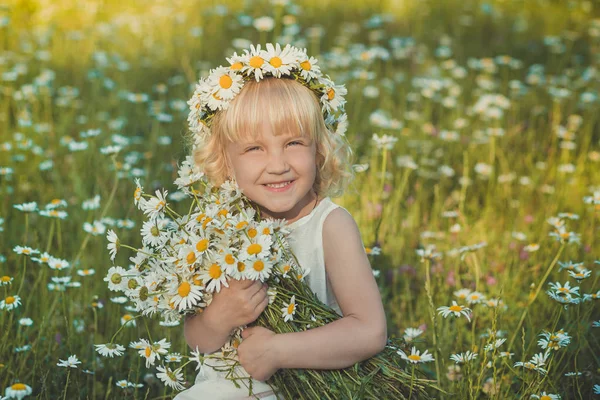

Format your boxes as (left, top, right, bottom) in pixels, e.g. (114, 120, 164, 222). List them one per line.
(241, 327, 253, 339)
(250, 285, 267, 305)
(254, 293, 269, 315)
(248, 281, 265, 298)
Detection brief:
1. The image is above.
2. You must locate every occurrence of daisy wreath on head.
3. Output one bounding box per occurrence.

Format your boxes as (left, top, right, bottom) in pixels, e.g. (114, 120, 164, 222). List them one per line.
(186, 43, 348, 139)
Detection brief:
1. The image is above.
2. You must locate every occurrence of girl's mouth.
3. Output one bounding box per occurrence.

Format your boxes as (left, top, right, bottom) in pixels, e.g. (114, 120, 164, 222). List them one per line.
(263, 180, 294, 192)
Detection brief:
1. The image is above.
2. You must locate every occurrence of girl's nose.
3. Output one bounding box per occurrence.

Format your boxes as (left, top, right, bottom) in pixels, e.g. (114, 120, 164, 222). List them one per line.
(266, 151, 290, 174)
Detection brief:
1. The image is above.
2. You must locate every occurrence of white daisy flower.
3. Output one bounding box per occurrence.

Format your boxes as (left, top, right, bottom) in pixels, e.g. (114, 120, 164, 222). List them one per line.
(568, 268, 590, 281)
(57, 354, 82, 368)
(141, 219, 170, 248)
(106, 230, 119, 261)
(319, 77, 347, 113)
(199, 261, 229, 293)
(0, 295, 21, 311)
(466, 291, 485, 304)
(437, 301, 472, 322)
(13, 246, 39, 256)
(262, 43, 298, 78)
(450, 351, 478, 364)
(13, 201, 38, 212)
(169, 279, 203, 312)
(142, 189, 169, 220)
(134, 178, 144, 208)
(241, 44, 267, 82)
(403, 328, 424, 342)
(245, 256, 274, 282)
(104, 266, 128, 292)
(165, 353, 183, 363)
(94, 343, 126, 358)
(239, 235, 272, 261)
(397, 346, 435, 364)
(281, 295, 297, 322)
(530, 392, 561, 400)
(83, 220, 106, 236)
(297, 51, 321, 81)
(484, 338, 506, 351)
(4, 383, 33, 399)
(130, 338, 170, 368)
(156, 365, 185, 390)
(206, 66, 244, 100)
(454, 288, 471, 300)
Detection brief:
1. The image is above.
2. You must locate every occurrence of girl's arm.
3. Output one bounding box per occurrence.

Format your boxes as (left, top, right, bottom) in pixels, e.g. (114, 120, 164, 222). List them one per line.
(272, 208, 388, 369)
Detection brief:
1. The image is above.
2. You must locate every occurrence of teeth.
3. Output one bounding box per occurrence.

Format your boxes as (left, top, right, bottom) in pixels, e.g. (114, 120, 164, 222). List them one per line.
(266, 181, 291, 188)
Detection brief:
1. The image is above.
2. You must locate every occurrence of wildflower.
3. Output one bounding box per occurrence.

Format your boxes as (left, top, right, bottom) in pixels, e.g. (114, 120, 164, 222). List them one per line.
(397, 347, 435, 364)
(83, 221, 106, 236)
(115, 380, 130, 388)
(0, 275, 13, 286)
(564, 372, 581, 377)
(13, 246, 39, 256)
(198, 261, 229, 293)
(76, 269, 95, 277)
(57, 355, 81, 368)
(466, 291, 485, 305)
(523, 243, 540, 252)
(568, 269, 590, 281)
(4, 382, 33, 399)
(557, 260, 583, 272)
(104, 266, 128, 291)
(403, 328, 424, 342)
(454, 288, 471, 300)
(372, 133, 398, 150)
(165, 353, 182, 363)
(537, 330, 570, 350)
(548, 225, 580, 244)
(121, 314, 136, 327)
(548, 281, 580, 297)
(169, 279, 203, 311)
(155, 365, 185, 390)
(446, 365, 462, 381)
(416, 244, 442, 262)
(38, 209, 68, 219)
(499, 351, 514, 358)
(437, 301, 472, 322)
(95, 343, 126, 358)
(106, 230, 120, 261)
(583, 291, 600, 301)
(530, 392, 561, 400)
(281, 295, 296, 322)
(484, 338, 506, 351)
(450, 351, 478, 364)
(130, 338, 170, 368)
(593, 384, 600, 394)
(0, 295, 22, 311)
(13, 202, 38, 212)
(18, 318, 33, 326)
(142, 190, 169, 220)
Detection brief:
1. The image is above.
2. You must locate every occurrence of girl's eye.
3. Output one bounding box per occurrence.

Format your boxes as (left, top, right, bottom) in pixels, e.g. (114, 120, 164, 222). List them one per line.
(287, 141, 302, 147)
(246, 147, 260, 152)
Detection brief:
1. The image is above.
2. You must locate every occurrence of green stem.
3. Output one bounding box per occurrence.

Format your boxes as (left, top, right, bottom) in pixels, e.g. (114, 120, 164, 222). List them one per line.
(508, 243, 565, 351)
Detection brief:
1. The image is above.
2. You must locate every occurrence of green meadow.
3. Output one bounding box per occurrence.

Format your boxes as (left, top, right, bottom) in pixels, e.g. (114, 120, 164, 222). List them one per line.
(0, 0, 599, 398)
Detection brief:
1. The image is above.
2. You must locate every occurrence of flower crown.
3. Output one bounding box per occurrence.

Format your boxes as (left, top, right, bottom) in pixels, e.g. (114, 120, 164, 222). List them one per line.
(187, 43, 348, 140)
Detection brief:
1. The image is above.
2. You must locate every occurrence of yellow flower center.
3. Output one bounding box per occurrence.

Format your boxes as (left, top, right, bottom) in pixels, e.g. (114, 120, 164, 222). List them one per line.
(237, 262, 246, 272)
(230, 62, 243, 70)
(134, 187, 142, 200)
(196, 239, 209, 252)
(1, 276, 10, 282)
(236, 221, 248, 229)
(6, 296, 15, 305)
(408, 354, 421, 361)
(300, 60, 311, 70)
(195, 213, 206, 222)
(540, 396, 551, 400)
(247, 243, 262, 255)
(249, 56, 264, 68)
(219, 75, 233, 89)
(217, 209, 228, 217)
(51, 199, 61, 204)
(193, 275, 203, 286)
(209, 264, 222, 279)
(123, 314, 133, 321)
(22, 249, 31, 254)
(248, 228, 257, 238)
(225, 254, 235, 265)
(270, 57, 282, 68)
(449, 305, 463, 312)
(11, 383, 26, 390)
(560, 232, 569, 238)
(253, 260, 264, 272)
(202, 217, 213, 229)
(145, 347, 152, 357)
(287, 303, 295, 314)
(327, 88, 335, 100)
(282, 265, 291, 273)
(178, 282, 191, 297)
(186, 252, 196, 264)
(262, 227, 271, 235)
(558, 288, 569, 293)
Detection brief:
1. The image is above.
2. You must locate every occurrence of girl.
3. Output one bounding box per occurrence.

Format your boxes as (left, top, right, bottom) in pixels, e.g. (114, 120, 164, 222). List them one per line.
(175, 44, 387, 400)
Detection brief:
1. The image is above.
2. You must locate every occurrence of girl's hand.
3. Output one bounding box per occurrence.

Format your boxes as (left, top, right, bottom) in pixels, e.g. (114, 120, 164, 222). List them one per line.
(208, 279, 269, 332)
(238, 327, 280, 381)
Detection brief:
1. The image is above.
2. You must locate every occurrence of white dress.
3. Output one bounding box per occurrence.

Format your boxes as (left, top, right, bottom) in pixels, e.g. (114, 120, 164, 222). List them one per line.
(174, 197, 344, 400)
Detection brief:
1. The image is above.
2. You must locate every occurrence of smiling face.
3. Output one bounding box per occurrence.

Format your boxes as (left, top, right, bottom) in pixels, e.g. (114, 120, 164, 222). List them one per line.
(208, 77, 325, 223)
(225, 123, 318, 223)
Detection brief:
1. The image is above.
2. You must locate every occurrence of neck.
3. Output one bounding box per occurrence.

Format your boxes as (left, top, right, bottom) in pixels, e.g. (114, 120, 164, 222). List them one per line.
(258, 191, 319, 224)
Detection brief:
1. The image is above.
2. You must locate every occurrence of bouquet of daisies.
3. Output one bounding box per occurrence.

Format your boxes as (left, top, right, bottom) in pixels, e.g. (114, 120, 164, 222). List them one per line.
(103, 156, 437, 399)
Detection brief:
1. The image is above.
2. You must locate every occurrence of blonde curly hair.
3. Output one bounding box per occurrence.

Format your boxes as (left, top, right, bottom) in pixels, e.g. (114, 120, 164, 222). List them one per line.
(188, 77, 354, 198)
